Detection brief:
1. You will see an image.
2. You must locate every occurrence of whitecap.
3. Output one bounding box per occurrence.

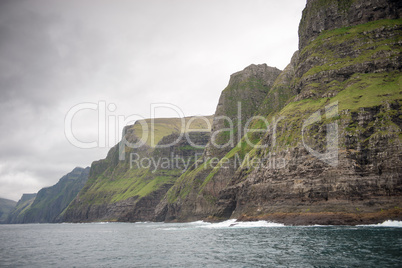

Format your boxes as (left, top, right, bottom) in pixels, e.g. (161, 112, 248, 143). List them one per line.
(187, 220, 209, 225)
(358, 220, 402, 228)
(201, 219, 285, 229)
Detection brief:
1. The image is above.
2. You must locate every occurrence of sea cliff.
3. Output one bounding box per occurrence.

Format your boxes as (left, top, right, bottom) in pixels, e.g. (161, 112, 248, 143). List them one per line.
(63, 0, 402, 225)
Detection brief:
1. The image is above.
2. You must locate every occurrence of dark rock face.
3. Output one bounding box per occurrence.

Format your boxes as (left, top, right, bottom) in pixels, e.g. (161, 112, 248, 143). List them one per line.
(216, 102, 401, 221)
(299, 0, 402, 51)
(153, 132, 210, 159)
(6, 167, 89, 224)
(295, 16, 402, 100)
(257, 51, 300, 116)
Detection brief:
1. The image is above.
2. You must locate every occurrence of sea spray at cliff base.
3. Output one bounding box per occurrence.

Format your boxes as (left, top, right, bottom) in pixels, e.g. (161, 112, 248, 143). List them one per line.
(159, 219, 402, 231)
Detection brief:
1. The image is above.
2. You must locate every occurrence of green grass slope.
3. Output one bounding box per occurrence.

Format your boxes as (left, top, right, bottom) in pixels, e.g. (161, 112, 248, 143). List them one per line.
(64, 117, 212, 222)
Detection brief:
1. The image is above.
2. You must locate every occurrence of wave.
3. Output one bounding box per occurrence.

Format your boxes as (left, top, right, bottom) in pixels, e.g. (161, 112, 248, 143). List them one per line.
(188, 219, 402, 228)
(199, 219, 285, 229)
(357, 220, 402, 228)
(157, 219, 285, 230)
(187, 220, 209, 225)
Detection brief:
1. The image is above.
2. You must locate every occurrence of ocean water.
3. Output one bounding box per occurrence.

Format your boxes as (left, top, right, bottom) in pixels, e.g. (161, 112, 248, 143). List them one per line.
(0, 220, 401, 267)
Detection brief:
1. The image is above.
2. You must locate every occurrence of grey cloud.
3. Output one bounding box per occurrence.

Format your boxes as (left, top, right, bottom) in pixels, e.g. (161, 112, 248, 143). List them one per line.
(0, 0, 305, 201)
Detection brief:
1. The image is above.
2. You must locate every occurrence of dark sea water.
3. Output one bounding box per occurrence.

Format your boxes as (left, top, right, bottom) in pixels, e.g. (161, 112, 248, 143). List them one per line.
(0, 220, 401, 267)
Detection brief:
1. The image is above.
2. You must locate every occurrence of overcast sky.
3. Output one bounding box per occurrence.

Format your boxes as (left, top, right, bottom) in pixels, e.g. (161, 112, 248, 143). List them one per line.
(0, 0, 305, 201)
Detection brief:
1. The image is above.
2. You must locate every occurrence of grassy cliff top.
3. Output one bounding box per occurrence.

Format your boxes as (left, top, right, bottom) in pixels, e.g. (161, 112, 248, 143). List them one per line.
(129, 116, 213, 147)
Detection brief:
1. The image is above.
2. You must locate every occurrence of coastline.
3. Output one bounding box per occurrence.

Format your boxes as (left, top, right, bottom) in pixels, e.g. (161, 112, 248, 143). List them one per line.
(234, 208, 402, 226)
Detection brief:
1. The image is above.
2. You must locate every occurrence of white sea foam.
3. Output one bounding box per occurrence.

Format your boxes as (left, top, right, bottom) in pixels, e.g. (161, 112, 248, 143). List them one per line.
(200, 219, 285, 229)
(357, 220, 402, 228)
(187, 220, 209, 225)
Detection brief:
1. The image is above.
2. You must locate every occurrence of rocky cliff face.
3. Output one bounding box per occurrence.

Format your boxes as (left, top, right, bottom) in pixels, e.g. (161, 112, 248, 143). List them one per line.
(215, 100, 401, 225)
(63, 117, 212, 222)
(298, 0, 401, 50)
(258, 51, 300, 116)
(156, 0, 402, 224)
(6, 167, 89, 223)
(205, 64, 281, 159)
(296, 18, 402, 101)
(155, 63, 292, 222)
